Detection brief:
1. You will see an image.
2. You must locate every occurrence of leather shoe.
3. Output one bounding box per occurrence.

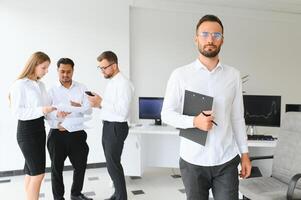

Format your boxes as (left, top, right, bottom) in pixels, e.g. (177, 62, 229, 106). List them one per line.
(70, 194, 93, 200)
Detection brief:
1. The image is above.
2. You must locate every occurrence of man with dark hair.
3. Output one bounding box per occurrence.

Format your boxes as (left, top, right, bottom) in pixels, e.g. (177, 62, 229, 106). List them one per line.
(87, 51, 133, 200)
(161, 14, 251, 200)
(57, 57, 75, 69)
(46, 58, 93, 200)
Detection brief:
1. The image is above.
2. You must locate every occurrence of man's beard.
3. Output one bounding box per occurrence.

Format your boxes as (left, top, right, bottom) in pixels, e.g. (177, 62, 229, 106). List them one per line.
(104, 74, 112, 79)
(199, 44, 221, 58)
(60, 78, 71, 84)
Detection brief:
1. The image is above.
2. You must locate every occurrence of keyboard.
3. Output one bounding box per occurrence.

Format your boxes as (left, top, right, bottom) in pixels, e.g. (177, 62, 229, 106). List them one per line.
(247, 134, 276, 141)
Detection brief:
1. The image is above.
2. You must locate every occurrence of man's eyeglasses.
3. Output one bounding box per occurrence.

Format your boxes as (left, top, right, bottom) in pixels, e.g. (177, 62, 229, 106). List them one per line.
(97, 63, 115, 71)
(198, 32, 223, 40)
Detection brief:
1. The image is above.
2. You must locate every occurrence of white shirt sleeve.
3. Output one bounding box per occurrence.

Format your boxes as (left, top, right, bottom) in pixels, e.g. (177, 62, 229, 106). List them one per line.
(45, 88, 60, 128)
(10, 81, 44, 120)
(231, 72, 249, 154)
(45, 112, 60, 128)
(161, 70, 195, 129)
(81, 85, 92, 115)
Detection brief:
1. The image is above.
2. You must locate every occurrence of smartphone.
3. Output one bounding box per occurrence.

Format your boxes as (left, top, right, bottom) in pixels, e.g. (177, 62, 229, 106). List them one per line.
(85, 91, 95, 96)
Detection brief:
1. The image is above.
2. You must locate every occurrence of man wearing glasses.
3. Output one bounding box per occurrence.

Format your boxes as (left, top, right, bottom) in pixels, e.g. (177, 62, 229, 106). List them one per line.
(87, 51, 133, 200)
(161, 15, 251, 200)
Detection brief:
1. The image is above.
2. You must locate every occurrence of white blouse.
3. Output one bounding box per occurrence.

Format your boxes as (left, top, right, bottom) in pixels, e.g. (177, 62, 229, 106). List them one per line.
(10, 78, 49, 120)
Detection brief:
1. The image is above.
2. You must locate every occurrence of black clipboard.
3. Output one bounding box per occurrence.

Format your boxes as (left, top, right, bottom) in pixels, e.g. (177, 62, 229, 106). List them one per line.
(179, 90, 213, 146)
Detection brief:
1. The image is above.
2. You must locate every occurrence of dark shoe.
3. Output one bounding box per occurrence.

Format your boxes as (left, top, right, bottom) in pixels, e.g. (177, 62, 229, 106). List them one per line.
(104, 196, 116, 200)
(70, 194, 93, 200)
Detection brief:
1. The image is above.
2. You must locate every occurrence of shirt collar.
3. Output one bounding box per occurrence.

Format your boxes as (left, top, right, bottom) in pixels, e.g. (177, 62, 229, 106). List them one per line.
(111, 71, 122, 81)
(194, 59, 223, 73)
(24, 77, 40, 84)
(56, 80, 76, 89)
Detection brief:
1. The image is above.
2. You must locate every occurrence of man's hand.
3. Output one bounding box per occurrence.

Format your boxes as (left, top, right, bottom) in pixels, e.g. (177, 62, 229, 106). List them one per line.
(193, 110, 214, 131)
(56, 111, 71, 118)
(70, 100, 81, 107)
(87, 92, 102, 108)
(240, 153, 252, 179)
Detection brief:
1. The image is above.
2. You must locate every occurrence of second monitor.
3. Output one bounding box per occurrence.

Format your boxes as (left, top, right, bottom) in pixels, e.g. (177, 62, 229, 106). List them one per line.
(243, 95, 281, 134)
(139, 97, 164, 125)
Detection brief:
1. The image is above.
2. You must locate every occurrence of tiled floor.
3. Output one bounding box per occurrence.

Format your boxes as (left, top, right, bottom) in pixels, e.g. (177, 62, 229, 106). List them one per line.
(0, 167, 200, 200)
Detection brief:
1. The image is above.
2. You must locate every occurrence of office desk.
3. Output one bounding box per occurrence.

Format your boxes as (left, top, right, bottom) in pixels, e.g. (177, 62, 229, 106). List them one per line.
(121, 125, 277, 177)
(248, 140, 277, 148)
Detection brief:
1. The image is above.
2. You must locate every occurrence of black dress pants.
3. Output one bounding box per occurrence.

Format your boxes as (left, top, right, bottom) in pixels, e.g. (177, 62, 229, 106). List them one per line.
(102, 121, 129, 200)
(180, 155, 240, 200)
(47, 129, 89, 200)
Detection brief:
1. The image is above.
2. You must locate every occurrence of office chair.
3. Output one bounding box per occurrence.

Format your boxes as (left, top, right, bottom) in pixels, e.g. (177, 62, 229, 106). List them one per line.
(240, 112, 301, 200)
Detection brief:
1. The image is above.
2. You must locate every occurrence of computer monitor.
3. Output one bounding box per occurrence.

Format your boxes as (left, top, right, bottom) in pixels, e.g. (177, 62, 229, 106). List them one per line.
(139, 97, 164, 125)
(243, 95, 281, 132)
(285, 104, 301, 112)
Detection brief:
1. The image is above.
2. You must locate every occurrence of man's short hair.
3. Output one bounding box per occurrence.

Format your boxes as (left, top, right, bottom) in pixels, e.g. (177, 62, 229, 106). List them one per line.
(97, 51, 118, 65)
(196, 14, 224, 33)
(57, 58, 74, 69)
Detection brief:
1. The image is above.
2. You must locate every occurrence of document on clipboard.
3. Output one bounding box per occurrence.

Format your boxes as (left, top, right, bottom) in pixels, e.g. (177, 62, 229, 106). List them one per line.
(179, 90, 213, 146)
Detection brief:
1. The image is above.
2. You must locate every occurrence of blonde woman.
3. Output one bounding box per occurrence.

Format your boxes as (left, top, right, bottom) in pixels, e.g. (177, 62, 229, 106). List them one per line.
(9, 51, 56, 200)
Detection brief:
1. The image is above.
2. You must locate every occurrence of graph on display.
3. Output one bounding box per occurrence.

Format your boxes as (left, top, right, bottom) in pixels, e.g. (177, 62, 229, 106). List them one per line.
(243, 95, 281, 127)
(245, 101, 278, 119)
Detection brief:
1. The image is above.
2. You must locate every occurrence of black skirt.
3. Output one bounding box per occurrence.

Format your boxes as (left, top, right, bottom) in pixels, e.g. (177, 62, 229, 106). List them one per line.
(17, 117, 46, 176)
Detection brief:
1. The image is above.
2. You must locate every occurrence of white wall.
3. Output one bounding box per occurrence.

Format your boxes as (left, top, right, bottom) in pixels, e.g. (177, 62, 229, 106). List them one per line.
(0, 0, 130, 171)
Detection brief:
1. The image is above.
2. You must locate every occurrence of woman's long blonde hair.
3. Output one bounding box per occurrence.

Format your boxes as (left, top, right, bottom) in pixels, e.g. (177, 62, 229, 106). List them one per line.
(17, 51, 51, 80)
(9, 51, 51, 104)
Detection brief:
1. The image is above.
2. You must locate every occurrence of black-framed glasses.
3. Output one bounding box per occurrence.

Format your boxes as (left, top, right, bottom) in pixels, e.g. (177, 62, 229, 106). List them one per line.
(97, 63, 115, 71)
(198, 32, 223, 40)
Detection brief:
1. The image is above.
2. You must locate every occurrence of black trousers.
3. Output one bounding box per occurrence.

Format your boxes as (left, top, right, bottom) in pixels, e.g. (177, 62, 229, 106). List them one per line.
(47, 129, 89, 200)
(102, 121, 129, 200)
(180, 155, 240, 200)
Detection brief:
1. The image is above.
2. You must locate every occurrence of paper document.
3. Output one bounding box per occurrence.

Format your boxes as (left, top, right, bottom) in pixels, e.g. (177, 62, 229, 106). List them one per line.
(60, 116, 92, 132)
(55, 104, 90, 113)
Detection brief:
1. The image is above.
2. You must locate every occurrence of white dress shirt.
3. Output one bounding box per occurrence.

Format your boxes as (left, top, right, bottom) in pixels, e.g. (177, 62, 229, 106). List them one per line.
(161, 59, 248, 166)
(100, 72, 134, 122)
(10, 78, 49, 120)
(46, 81, 92, 131)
